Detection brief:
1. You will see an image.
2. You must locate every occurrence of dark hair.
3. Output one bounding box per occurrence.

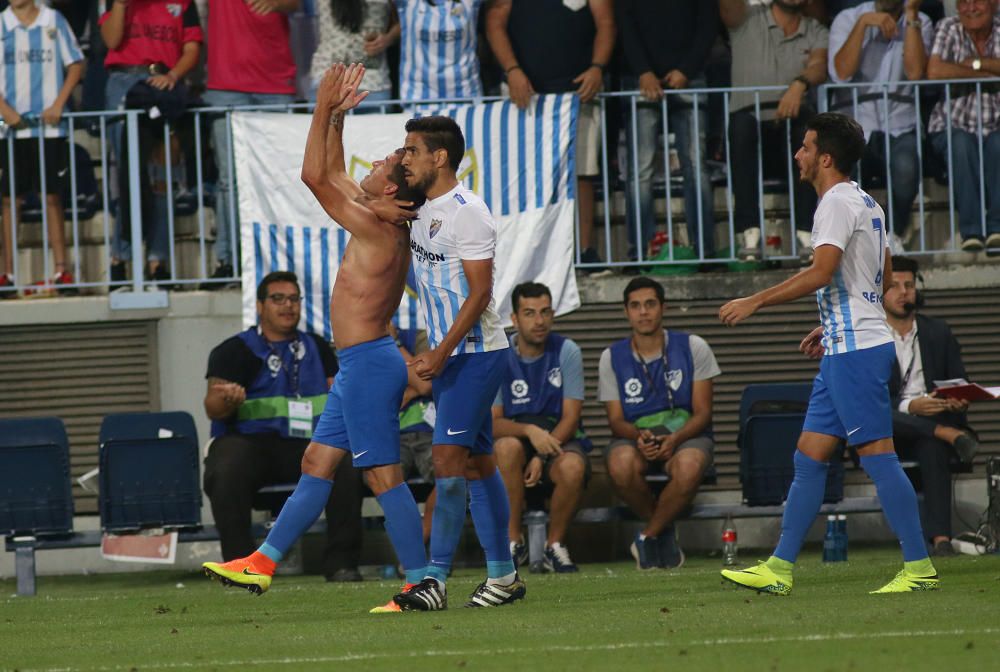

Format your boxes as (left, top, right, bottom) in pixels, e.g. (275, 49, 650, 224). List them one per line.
(257, 271, 300, 302)
(330, 0, 364, 34)
(891, 256, 919, 276)
(511, 281, 552, 312)
(806, 112, 866, 175)
(388, 149, 428, 209)
(404, 116, 465, 171)
(623, 276, 665, 305)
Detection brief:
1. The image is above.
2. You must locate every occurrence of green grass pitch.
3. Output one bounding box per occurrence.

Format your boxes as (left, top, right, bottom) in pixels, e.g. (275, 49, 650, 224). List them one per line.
(2, 547, 998, 671)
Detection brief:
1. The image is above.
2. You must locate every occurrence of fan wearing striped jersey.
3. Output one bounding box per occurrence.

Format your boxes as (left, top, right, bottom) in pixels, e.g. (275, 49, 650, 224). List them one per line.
(392, 115, 526, 611)
(203, 64, 432, 613)
(718, 112, 938, 596)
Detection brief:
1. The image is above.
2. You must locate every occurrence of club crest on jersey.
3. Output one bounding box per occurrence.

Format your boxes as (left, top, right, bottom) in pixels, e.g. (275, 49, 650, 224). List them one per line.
(166, 3, 182, 17)
(429, 219, 442, 239)
(666, 369, 683, 391)
(547, 367, 562, 388)
(267, 354, 282, 377)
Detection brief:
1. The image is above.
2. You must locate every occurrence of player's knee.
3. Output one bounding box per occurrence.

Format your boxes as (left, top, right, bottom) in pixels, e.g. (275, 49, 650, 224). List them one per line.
(606, 444, 640, 482)
(668, 456, 706, 491)
(301, 443, 341, 478)
(552, 453, 586, 487)
(494, 438, 525, 469)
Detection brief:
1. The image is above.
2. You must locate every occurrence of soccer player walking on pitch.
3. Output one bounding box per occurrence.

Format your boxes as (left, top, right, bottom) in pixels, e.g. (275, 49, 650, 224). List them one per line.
(203, 64, 432, 613)
(392, 115, 525, 610)
(717, 112, 938, 595)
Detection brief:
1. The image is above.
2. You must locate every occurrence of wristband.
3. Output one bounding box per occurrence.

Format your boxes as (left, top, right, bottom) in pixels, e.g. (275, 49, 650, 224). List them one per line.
(505, 65, 522, 75)
(793, 75, 810, 91)
(591, 62, 606, 72)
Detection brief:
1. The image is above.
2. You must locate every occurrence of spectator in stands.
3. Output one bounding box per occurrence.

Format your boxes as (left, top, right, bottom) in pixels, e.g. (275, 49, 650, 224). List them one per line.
(927, 0, 1000, 253)
(202, 0, 300, 288)
(0, 0, 83, 297)
(492, 282, 589, 573)
(100, 0, 202, 284)
(616, 1, 719, 262)
(203, 271, 365, 581)
(310, 0, 398, 110)
(486, 0, 614, 269)
(829, 1, 933, 247)
(601, 276, 720, 569)
(885, 256, 979, 556)
(396, 0, 485, 103)
(393, 324, 436, 544)
(720, 0, 828, 261)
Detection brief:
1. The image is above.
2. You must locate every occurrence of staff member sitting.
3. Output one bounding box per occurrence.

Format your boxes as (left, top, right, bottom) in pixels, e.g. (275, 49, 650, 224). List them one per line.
(203, 271, 364, 581)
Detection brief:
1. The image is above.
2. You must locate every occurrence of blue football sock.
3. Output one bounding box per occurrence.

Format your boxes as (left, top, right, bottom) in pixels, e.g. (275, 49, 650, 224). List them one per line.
(773, 451, 829, 564)
(861, 452, 929, 562)
(426, 476, 467, 584)
(258, 473, 332, 563)
(468, 470, 515, 579)
(377, 483, 428, 585)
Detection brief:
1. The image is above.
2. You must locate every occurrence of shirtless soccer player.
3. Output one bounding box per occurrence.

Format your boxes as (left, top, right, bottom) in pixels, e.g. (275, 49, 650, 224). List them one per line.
(392, 116, 525, 611)
(202, 64, 430, 613)
(718, 112, 938, 595)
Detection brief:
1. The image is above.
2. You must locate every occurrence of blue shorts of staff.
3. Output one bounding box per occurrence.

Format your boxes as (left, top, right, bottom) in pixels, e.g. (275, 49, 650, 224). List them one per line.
(313, 336, 407, 467)
(802, 342, 895, 446)
(432, 350, 507, 452)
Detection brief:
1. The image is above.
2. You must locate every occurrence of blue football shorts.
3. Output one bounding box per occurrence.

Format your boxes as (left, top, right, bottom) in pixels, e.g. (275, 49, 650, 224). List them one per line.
(313, 335, 407, 468)
(802, 341, 894, 446)
(431, 349, 506, 454)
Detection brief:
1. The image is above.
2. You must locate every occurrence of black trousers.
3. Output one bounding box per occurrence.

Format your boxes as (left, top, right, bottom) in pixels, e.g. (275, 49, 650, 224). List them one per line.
(727, 109, 818, 234)
(203, 432, 363, 573)
(892, 410, 954, 540)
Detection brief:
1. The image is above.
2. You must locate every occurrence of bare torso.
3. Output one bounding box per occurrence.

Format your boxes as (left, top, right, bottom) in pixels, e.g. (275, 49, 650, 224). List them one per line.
(330, 219, 411, 349)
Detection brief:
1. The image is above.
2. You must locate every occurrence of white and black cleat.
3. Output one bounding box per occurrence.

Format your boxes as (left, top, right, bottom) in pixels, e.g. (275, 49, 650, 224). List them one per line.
(393, 577, 447, 611)
(464, 573, 527, 608)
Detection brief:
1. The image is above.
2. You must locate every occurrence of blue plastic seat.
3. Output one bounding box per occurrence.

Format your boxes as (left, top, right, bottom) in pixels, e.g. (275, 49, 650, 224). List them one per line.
(738, 383, 844, 506)
(98, 411, 201, 532)
(0, 417, 74, 537)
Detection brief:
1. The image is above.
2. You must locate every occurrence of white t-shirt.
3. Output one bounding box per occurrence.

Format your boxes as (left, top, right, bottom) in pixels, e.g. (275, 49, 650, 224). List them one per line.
(410, 183, 508, 356)
(811, 181, 893, 355)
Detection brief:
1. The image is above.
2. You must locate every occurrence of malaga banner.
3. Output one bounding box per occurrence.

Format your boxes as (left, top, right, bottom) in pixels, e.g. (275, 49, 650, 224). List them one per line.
(233, 95, 582, 341)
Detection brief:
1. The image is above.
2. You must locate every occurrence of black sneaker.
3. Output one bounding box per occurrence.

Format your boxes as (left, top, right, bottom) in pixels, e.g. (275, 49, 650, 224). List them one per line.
(393, 577, 447, 611)
(630, 533, 660, 570)
(464, 573, 526, 608)
(510, 539, 528, 570)
(954, 432, 979, 465)
(543, 543, 578, 573)
(656, 527, 685, 569)
(201, 262, 236, 291)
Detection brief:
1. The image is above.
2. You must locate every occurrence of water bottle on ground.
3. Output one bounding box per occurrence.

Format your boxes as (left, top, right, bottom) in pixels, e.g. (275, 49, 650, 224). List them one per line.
(837, 514, 849, 561)
(722, 515, 738, 566)
(822, 515, 838, 562)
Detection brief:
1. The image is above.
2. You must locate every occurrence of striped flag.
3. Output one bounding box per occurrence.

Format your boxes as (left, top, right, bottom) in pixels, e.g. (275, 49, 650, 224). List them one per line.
(233, 95, 581, 342)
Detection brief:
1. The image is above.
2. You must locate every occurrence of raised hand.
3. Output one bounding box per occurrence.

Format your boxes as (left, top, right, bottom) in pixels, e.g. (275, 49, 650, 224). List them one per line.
(316, 63, 346, 113)
(332, 63, 370, 114)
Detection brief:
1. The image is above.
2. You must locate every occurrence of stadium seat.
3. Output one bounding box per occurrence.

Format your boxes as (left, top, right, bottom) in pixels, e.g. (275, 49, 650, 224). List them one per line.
(0, 417, 74, 537)
(738, 383, 844, 506)
(98, 411, 201, 532)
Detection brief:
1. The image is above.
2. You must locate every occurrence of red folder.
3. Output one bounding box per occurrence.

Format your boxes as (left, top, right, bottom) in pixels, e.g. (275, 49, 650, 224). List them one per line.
(933, 383, 1000, 402)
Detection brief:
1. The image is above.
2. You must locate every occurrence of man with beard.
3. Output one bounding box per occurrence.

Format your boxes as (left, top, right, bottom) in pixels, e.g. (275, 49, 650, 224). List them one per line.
(203, 64, 430, 614)
(720, 0, 829, 262)
(719, 112, 939, 595)
(829, 0, 934, 246)
(884, 255, 979, 556)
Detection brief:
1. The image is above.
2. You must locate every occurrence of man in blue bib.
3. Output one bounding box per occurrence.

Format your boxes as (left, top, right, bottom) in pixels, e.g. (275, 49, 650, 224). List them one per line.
(492, 282, 590, 574)
(600, 276, 721, 569)
(203, 271, 362, 580)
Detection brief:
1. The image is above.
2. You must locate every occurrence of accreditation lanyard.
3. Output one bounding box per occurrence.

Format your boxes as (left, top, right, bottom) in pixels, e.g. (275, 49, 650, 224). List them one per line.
(632, 336, 674, 410)
(264, 336, 304, 398)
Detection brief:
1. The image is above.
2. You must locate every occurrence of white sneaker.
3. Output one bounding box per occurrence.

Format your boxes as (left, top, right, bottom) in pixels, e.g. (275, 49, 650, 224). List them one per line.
(740, 227, 761, 260)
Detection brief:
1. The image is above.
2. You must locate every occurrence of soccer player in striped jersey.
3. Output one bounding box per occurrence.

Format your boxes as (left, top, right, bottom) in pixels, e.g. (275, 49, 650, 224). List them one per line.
(0, 0, 83, 294)
(396, 0, 485, 102)
(718, 112, 938, 596)
(203, 64, 431, 613)
(392, 115, 526, 610)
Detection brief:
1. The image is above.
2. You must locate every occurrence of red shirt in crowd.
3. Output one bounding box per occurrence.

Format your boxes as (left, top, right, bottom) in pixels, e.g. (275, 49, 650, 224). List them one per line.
(207, 1, 296, 95)
(100, 0, 203, 69)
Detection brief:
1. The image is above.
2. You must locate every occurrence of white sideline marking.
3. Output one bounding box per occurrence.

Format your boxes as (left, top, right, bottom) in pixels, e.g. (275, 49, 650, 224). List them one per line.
(18, 627, 1000, 671)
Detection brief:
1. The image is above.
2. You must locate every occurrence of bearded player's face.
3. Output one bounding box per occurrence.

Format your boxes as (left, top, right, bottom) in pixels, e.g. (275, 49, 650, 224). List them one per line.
(401, 132, 441, 193)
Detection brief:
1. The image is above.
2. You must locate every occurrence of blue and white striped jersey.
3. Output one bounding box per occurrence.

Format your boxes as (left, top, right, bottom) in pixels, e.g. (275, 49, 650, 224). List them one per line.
(396, 0, 483, 102)
(410, 183, 508, 356)
(812, 181, 893, 355)
(0, 6, 83, 139)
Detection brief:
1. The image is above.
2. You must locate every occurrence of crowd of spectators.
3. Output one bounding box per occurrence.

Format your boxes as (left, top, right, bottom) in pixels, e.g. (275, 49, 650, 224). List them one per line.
(0, 0, 997, 298)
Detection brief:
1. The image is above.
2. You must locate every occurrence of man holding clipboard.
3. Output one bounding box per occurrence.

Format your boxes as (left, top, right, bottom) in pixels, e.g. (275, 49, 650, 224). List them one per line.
(885, 256, 979, 557)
